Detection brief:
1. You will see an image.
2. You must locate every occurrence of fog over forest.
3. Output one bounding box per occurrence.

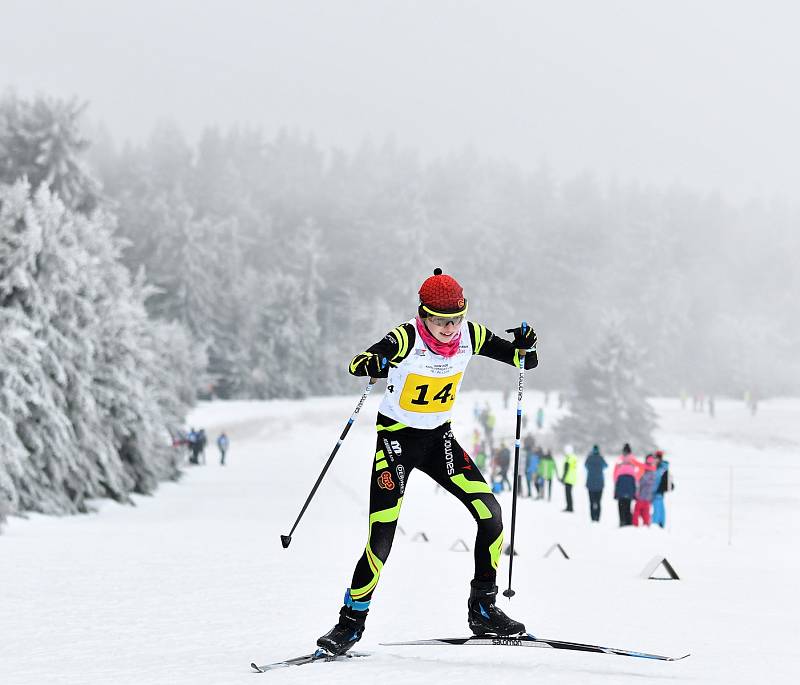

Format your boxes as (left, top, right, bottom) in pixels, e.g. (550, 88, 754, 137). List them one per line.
(3, 0, 800, 406)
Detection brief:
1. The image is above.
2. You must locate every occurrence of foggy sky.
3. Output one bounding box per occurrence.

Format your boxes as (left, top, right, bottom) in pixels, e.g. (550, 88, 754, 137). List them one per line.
(2, 0, 799, 201)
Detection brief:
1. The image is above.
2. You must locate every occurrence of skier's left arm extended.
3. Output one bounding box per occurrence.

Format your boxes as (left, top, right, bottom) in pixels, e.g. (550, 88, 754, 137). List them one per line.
(467, 321, 538, 369)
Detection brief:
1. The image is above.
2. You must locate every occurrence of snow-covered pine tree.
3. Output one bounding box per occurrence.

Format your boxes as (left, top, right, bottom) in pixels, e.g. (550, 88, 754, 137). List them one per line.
(205, 222, 259, 399)
(0, 93, 99, 213)
(248, 220, 323, 399)
(0, 178, 198, 524)
(554, 327, 658, 456)
(0, 304, 46, 521)
(71, 203, 196, 493)
(0, 181, 90, 515)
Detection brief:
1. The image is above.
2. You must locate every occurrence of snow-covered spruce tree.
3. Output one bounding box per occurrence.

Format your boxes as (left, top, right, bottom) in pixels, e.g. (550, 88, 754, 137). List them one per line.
(0, 305, 46, 521)
(554, 328, 658, 456)
(0, 180, 196, 523)
(71, 202, 197, 493)
(118, 190, 231, 396)
(0, 181, 88, 516)
(0, 92, 99, 213)
(249, 221, 323, 399)
(205, 244, 260, 399)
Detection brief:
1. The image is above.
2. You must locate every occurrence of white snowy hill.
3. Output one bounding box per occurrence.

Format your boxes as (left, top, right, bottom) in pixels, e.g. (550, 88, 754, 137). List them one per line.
(1, 391, 798, 684)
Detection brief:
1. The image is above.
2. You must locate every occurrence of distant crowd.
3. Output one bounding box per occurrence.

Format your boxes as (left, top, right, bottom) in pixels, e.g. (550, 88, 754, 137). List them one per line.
(680, 389, 760, 418)
(471, 400, 675, 529)
(171, 428, 231, 466)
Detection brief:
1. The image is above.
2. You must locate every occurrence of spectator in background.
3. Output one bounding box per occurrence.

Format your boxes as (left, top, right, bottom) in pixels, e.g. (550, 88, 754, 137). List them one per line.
(472, 428, 482, 455)
(538, 449, 557, 501)
(651, 450, 673, 528)
(496, 441, 512, 492)
(633, 455, 657, 526)
(187, 427, 200, 464)
(560, 445, 578, 512)
(484, 406, 496, 449)
(171, 428, 188, 449)
(536, 407, 545, 431)
(472, 430, 488, 475)
(584, 444, 607, 522)
(476, 441, 488, 474)
(523, 434, 539, 498)
(217, 432, 230, 466)
(613, 443, 637, 526)
(197, 428, 208, 465)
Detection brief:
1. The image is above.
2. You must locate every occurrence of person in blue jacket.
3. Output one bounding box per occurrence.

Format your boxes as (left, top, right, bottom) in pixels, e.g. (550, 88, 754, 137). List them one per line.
(524, 436, 540, 498)
(584, 445, 608, 522)
(651, 450, 672, 528)
(217, 432, 230, 465)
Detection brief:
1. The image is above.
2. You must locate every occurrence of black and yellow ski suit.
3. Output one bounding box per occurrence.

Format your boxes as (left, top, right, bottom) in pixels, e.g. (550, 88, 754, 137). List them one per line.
(344, 320, 538, 610)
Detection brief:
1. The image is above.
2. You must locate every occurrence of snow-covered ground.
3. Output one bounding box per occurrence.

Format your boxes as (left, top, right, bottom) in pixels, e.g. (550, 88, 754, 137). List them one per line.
(2, 390, 799, 684)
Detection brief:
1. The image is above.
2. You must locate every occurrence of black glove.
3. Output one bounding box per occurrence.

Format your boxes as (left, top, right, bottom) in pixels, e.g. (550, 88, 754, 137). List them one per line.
(505, 322, 537, 350)
(362, 352, 390, 378)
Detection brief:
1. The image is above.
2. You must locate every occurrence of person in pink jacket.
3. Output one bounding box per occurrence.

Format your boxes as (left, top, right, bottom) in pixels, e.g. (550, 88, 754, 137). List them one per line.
(613, 443, 638, 526)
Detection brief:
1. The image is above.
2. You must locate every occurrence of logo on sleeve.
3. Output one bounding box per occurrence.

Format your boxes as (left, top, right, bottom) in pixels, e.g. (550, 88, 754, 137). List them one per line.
(377, 472, 395, 490)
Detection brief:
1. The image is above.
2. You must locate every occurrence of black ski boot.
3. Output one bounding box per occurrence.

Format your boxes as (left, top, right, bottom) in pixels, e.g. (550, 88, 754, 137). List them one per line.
(467, 580, 525, 636)
(317, 605, 368, 655)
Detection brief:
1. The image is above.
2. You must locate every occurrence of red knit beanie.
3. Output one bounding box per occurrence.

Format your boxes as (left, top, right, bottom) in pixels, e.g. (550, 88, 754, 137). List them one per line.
(418, 268, 468, 317)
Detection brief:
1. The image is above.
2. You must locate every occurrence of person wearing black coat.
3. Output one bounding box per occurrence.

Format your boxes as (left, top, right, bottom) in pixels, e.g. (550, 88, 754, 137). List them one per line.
(584, 445, 608, 522)
(613, 444, 637, 526)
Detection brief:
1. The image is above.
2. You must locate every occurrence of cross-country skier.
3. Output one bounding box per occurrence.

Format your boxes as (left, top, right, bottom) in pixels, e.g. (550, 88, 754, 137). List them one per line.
(317, 268, 539, 655)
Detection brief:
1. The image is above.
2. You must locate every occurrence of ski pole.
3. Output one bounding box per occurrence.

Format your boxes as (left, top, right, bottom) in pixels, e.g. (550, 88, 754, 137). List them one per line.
(503, 326, 528, 598)
(281, 376, 378, 548)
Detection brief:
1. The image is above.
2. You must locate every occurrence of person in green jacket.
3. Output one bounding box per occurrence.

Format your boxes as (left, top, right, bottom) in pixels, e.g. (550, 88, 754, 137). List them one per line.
(560, 446, 578, 512)
(537, 449, 557, 501)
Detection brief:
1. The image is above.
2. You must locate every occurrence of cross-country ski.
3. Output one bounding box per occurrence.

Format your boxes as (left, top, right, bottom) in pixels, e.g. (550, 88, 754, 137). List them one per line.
(381, 633, 690, 661)
(250, 649, 369, 673)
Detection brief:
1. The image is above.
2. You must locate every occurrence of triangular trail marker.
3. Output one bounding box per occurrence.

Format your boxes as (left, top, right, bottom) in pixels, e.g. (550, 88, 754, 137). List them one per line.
(449, 538, 470, 552)
(641, 555, 680, 580)
(544, 543, 570, 559)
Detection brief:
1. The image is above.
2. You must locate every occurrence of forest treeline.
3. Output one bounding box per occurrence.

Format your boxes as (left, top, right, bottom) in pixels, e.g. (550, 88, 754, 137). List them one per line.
(2, 92, 798, 523)
(91, 107, 800, 399)
(0, 94, 199, 525)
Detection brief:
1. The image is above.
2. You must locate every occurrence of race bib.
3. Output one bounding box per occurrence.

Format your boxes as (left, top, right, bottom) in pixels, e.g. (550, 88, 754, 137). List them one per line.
(399, 372, 462, 413)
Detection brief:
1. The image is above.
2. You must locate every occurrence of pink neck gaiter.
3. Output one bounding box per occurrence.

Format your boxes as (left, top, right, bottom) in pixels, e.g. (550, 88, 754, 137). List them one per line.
(416, 316, 462, 358)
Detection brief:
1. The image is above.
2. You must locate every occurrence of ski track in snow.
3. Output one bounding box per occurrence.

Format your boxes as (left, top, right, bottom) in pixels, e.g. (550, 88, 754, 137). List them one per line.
(1, 392, 798, 684)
